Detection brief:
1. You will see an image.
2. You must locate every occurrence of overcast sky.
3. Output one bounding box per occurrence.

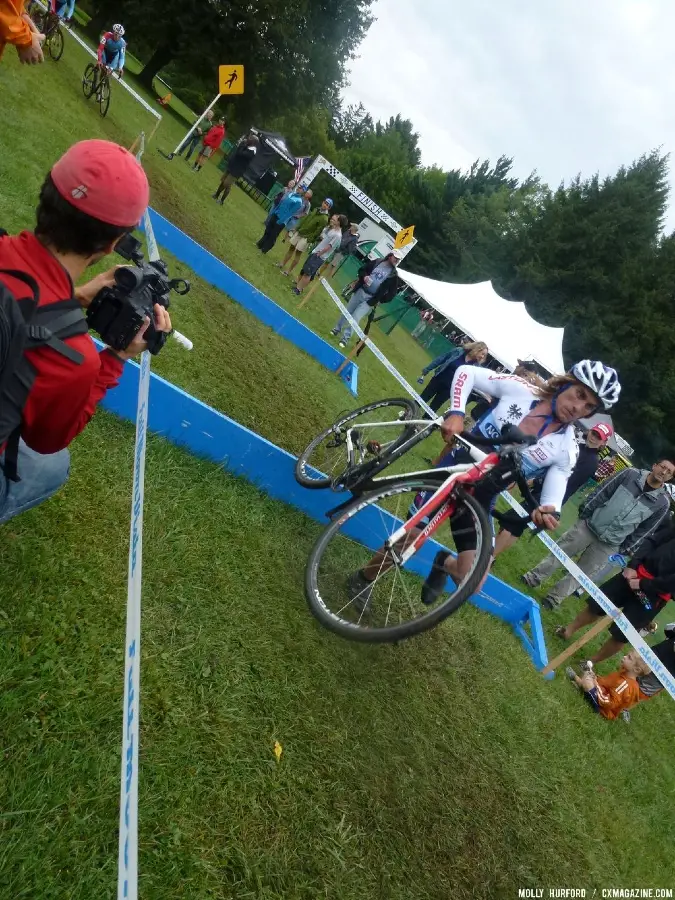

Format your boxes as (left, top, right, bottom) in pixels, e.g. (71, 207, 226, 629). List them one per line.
(342, 0, 674, 227)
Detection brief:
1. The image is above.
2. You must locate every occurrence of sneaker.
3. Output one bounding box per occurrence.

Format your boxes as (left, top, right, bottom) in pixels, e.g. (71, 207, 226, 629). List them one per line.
(421, 551, 451, 605)
(330, 328, 340, 336)
(291, 287, 301, 295)
(541, 594, 562, 610)
(338, 341, 347, 349)
(621, 709, 631, 724)
(347, 570, 374, 612)
(565, 666, 577, 681)
(211, 192, 218, 200)
(579, 659, 594, 674)
(167, 153, 175, 160)
(218, 198, 225, 206)
(554, 625, 568, 640)
(521, 571, 541, 588)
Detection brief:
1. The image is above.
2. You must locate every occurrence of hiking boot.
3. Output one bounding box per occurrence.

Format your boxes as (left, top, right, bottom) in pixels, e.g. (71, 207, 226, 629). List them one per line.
(347, 570, 374, 613)
(541, 594, 562, 610)
(421, 551, 451, 605)
(521, 571, 541, 588)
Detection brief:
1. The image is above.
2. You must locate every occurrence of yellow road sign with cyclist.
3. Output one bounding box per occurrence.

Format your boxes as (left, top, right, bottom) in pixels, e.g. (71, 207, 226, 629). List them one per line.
(394, 225, 415, 250)
(219, 65, 245, 95)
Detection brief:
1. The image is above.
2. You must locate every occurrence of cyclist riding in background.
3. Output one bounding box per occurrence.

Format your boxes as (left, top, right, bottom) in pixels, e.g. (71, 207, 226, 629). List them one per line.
(349, 360, 622, 609)
(97, 23, 125, 77)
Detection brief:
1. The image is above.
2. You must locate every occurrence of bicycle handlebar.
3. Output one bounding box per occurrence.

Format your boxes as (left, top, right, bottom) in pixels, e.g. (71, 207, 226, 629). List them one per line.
(458, 425, 537, 449)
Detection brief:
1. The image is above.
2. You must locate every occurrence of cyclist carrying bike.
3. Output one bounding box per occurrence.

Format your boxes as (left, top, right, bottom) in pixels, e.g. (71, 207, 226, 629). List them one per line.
(349, 360, 621, 606)
(97, 22, 125, 77)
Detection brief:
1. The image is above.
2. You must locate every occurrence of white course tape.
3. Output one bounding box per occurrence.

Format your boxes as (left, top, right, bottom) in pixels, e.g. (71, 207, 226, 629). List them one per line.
(117, 349, 149, 900)
(323, 280, 675, 698)
(116, 157, 162, 899)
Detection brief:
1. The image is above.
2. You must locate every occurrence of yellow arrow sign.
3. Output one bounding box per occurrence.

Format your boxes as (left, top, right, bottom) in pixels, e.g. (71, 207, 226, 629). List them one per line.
(218, 65, 245, 95)
(394, 225, 415, 250)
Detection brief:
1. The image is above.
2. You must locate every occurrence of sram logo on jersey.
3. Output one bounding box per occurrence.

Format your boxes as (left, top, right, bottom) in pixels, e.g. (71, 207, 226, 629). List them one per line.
(452, 372, 468, 407)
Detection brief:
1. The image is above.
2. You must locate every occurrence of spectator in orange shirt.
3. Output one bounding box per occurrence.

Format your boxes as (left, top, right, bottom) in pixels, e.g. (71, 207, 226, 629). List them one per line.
(567, 650, 654, 720)
(0, 0, 44, 64)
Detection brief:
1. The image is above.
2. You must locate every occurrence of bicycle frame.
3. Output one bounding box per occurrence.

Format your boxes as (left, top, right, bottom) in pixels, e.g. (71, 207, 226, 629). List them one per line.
(384, 451, 499, 566)
(341, 417, 443, 491)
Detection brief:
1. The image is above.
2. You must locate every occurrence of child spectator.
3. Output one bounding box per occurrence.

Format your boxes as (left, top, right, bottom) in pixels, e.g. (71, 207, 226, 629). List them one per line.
(193, 118, 226, 172)
(567, 650, 655, 720)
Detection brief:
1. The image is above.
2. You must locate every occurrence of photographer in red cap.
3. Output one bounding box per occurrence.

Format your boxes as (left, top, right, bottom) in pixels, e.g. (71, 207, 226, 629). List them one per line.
(0, 139, 171, 523)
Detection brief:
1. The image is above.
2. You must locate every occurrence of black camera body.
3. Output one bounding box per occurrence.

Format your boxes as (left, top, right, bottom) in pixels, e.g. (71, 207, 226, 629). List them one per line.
(86, 234, 190, 355)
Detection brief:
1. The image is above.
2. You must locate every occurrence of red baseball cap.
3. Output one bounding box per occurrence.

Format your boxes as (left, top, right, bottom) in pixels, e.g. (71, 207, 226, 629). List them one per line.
(591, 422, 613, 440)
(50, 139, 150, 227)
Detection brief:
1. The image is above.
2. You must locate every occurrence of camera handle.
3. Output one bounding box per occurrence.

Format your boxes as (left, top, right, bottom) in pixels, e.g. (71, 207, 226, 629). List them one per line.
(171, 329, 193, 350)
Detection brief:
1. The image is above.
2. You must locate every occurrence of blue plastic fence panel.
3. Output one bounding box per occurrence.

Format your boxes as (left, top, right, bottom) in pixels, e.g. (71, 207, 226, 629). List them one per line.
(99, 358, 548, 670)
(142, 208, 358, 396)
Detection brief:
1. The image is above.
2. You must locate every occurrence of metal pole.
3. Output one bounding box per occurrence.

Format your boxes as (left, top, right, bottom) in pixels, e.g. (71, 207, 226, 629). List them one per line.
(170, 93, 221, 158)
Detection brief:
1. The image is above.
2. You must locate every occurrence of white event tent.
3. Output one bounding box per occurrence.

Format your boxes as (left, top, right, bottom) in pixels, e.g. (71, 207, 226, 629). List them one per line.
(399, 270, 565, 375)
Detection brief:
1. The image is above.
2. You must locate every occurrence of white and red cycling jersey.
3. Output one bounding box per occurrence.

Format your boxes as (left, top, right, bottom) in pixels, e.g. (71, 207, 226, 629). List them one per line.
(446, 366, 579, 512)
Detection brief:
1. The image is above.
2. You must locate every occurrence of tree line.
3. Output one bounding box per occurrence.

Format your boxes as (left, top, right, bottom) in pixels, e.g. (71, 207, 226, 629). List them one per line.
(80, 0, 675, 459)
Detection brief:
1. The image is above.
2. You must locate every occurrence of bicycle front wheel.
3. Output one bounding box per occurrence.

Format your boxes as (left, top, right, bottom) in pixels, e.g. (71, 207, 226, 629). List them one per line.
(295, 397, 418, 490)
(304, 477, 493, 643)
(98, 77, 111, 117)
(46, 25, 64, 61)
(82, 63, 97, 98)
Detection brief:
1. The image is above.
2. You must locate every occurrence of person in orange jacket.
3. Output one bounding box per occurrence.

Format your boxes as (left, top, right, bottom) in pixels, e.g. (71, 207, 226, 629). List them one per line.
(192, 117, 226, 172)
(567, 650, 655, 721)
(0, 0, 44, 64)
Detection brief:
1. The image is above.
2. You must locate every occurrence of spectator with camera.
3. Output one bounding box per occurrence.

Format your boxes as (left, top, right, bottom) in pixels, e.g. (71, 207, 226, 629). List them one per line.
(0, 139, 171, 524)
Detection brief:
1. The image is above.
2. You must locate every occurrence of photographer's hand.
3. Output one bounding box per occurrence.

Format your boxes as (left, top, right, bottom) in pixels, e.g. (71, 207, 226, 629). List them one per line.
(114, 304, 172, 361)
(75, 267, 121, 308)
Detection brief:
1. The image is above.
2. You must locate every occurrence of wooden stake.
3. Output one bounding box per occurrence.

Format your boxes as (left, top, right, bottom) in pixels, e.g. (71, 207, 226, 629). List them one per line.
(145, 117, 162, 146)
(128, 133, 142, 155)
(335, 340, 364, 376)
(297, 278, 321, 310)
(542, 615, 612, 675)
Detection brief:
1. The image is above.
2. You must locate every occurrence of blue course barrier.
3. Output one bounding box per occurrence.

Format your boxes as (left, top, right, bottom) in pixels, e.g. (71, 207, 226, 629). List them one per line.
(143, 208, 358, 396)
(100, 361, 549, 672)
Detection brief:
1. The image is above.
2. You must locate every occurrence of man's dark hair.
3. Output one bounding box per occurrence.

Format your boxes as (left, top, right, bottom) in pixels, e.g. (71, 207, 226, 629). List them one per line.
(655, 457, 675, 468)
(35, 174, 129, 257)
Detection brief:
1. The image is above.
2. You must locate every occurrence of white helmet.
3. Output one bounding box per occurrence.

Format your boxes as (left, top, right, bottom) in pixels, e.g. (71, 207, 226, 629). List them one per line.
(112, 23, 125, 35)
(570, 360, 621, 409)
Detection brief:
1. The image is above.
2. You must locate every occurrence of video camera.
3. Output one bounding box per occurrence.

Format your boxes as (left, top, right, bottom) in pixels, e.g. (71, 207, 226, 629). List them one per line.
(86, 234, 190, 355)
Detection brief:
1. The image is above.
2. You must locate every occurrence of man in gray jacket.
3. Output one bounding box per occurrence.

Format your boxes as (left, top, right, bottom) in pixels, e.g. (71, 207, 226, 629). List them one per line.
(522, 459, 675, 609)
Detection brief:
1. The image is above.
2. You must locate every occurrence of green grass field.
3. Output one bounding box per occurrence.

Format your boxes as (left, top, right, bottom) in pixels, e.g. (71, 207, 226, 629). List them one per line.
(1, 31, 674, 900)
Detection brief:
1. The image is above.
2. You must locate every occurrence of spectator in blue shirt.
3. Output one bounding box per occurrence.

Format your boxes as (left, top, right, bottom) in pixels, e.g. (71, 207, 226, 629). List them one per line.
(257, 188, 304, 254)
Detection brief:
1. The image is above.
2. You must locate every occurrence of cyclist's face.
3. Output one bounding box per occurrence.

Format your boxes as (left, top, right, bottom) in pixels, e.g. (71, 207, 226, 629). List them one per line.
(586, 430, 605, 449)
(555, 383, 599, 422)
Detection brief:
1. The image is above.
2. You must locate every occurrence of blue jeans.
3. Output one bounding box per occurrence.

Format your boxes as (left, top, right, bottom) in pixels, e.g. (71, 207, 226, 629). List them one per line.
(178, 132, 201, 160)
(333, 289, 372, 341)
(55, 0, 75, 17)
(0, 440, 70, 525)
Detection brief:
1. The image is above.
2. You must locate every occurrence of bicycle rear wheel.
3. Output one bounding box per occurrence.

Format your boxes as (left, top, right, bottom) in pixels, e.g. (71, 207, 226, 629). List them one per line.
(295, 397, 418, 490)
(304, 477, 493, 643)
(98, 77, 111, 117)
(82, 63, 97, 98)
(46, 25, 64, 61)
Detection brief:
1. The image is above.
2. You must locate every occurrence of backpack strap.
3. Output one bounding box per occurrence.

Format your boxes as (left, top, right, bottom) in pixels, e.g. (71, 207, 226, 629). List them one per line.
(27, 304, 87, 364)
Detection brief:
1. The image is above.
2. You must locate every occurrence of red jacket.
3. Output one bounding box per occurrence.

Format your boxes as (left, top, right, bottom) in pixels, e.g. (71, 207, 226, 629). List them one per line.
(202, 124, 225, 149)
(0, 232, 124, 454)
